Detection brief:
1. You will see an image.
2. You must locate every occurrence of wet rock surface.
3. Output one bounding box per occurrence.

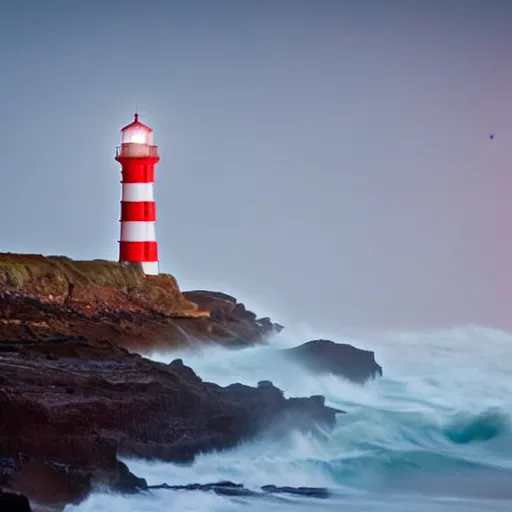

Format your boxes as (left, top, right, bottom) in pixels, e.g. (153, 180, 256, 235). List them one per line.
(182, 290, 283, 347)
(0, 289, 280, 352)
(282, 339, 383, 383)
(148, 480, 330, 499)
(0, 489, 32, 511)
(0, 337, 342, 508)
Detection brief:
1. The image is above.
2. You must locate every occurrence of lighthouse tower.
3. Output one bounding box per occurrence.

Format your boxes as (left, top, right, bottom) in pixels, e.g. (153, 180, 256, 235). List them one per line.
(115, 113, 160, 275)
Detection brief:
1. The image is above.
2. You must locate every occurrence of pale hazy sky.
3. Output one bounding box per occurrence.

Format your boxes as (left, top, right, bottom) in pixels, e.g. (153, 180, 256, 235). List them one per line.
(1, 0, 512, 332)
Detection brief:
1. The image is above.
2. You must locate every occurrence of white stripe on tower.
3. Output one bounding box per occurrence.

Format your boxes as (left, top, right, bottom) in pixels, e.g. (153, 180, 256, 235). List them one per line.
(121, 183, 155, 202)
(120, 221, 157, 242)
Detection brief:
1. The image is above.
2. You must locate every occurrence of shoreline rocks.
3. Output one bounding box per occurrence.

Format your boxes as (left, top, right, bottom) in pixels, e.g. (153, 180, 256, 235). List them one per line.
(0, 288, 280, 352)
(282, 339, 383, 383)
(0, 252, 384, 510)
(147, 480, 330, 499)
(0, 489, 32, 511)
(0, 337, 343, 508)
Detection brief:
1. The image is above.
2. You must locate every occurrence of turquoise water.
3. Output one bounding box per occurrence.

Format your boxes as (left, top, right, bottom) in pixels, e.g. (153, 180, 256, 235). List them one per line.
(67, 325, 512, 511)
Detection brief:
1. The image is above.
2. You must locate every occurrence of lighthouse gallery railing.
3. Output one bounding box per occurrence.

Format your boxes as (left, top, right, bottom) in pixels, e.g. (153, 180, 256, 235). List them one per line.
(115, 144, 159, 158)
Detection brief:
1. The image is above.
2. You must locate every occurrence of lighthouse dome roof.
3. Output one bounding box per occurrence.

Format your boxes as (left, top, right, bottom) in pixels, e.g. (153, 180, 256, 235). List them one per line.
(121, 113, 152, 133)
(120, 113, 153, 145)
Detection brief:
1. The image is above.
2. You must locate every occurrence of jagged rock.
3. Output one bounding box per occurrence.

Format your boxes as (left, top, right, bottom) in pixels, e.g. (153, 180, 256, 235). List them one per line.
(0, 457, 15, 487)
(182, 290, 282, 346)
(0, 337, 342, 506)
(0, 490, 32, 511)
(147, 480, 329, 499)
(257, 380, 275, 389)
(110, 461, 148, 494)
(282, 339, 383, 383)
(261, 484, 329, 498)
(148, 480, 254, 496)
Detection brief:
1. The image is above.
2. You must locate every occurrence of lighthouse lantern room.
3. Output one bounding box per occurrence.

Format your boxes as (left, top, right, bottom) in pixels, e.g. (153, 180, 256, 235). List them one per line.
(115, 113, 160, 275)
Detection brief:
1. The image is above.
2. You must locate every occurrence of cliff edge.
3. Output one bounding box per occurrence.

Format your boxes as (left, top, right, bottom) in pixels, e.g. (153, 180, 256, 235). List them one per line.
(0, 253, 281, 351)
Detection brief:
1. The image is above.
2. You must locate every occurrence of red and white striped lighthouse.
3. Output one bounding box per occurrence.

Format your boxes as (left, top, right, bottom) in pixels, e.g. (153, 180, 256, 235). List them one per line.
(115, 113, 160, 275)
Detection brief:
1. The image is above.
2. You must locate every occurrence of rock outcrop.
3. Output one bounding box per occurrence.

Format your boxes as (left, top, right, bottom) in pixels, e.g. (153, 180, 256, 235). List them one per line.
(147, 480, 329, 499)
(182, 290, 283, 347)
(0, 254, 281, 351)
(282, 339, 383, 383)
(0, 336, 342, 507)
(0, 489, 32, 512)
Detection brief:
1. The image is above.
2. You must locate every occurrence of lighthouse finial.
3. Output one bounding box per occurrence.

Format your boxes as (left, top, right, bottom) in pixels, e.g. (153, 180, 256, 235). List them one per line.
(134, 112, 139, 122)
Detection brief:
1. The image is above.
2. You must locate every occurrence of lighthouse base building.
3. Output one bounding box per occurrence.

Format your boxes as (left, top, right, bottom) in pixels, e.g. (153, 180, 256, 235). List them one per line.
(115, 114, 160, 275)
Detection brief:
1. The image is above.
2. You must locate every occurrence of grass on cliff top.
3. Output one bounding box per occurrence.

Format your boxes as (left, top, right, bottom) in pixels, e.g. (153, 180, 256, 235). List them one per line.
(0, 253, 144, 291)
(0, 252, 198, 312)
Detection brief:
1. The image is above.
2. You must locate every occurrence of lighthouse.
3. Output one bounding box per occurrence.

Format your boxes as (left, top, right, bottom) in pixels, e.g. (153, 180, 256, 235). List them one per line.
(115, 113, 160, 275)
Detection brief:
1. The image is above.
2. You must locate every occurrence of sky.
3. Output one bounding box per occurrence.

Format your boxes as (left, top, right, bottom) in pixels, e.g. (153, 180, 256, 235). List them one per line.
(1, 0, 512, 333)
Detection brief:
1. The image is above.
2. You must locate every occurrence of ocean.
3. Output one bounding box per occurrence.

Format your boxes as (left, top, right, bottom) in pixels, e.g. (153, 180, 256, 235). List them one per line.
(65, 324, 512, 511)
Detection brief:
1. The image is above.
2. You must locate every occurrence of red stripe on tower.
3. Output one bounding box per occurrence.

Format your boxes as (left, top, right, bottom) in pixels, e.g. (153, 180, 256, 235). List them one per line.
(120, 201, 156, 222)
(115, 113, 160, 275)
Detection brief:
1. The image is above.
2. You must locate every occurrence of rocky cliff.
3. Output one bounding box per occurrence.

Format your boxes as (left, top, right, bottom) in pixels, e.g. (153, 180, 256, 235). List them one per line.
(0, 253, 281, 351)
(0, 336, 342, 509)
(0, 252, 382, 510)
